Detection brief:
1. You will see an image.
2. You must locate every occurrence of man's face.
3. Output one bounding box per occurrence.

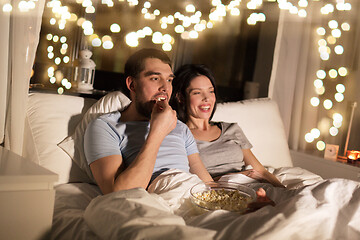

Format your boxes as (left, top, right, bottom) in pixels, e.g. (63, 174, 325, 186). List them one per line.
(133, 58, 174, 119)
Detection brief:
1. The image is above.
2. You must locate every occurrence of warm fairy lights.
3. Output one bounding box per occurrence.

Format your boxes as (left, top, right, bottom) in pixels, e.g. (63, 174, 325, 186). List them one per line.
(304, 1, 354, 153)
(2, 0, 356, 150)
(33, 0, 328, 75)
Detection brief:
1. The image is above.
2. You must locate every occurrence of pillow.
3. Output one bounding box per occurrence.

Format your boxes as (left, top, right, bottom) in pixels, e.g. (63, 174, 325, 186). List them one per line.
(58, 91, 131, 183)
(212, 98, 293, 168)
(25, 93, 97, 185)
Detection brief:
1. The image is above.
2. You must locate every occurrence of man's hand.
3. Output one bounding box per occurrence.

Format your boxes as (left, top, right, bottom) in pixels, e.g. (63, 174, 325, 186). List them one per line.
(149, 99, 177, 139)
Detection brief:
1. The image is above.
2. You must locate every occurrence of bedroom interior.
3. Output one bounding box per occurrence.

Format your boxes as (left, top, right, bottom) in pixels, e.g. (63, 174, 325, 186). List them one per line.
(1, 0, 360, 239)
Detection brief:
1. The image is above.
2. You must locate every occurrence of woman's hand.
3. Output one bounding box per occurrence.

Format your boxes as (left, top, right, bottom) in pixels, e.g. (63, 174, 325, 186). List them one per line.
(246, 188, 275, 213)
(242, 149, 285, 188)
(242, 169, 265, 180)
(241, 169, 285, 188)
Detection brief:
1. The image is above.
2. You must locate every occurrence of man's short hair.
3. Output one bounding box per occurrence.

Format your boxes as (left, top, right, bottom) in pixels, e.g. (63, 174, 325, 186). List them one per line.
(122, 48, 172, 97)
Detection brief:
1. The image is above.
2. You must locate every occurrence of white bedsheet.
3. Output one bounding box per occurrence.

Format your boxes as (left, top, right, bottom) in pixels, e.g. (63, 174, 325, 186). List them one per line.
(52, 183, 101, 240)
(52, 167, 360, 240)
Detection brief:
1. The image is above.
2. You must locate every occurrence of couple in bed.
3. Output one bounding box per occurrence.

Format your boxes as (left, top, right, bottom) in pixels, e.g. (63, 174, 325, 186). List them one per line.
(84, 48, 283, 209)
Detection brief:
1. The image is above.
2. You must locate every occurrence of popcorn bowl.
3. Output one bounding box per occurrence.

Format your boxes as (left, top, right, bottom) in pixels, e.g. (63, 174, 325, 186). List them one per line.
(190, 181, 256, 213)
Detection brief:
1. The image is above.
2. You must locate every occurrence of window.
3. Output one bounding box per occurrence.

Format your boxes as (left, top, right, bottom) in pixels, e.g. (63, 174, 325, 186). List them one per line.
(29, 0, 360, 157)
(30, 0, 278, 101)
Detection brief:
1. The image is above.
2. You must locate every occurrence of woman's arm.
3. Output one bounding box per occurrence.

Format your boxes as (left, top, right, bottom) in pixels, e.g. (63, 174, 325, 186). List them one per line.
(188, 153, 214, 182)
(242, 149, 285, 188)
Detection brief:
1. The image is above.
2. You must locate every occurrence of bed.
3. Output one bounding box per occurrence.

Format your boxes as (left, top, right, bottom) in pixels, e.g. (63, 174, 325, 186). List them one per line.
(23, 91, 360, 239)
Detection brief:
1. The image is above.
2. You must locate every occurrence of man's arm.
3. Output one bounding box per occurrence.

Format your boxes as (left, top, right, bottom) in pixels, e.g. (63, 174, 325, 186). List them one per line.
(90, 131, 165, 194)
(90, 100, 177, 194)
(188, 153, 213, 182)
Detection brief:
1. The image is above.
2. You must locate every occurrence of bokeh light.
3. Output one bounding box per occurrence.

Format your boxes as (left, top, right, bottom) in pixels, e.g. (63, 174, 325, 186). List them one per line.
(323, 99, 333, 110)
(310, 97, 320, 107)
(317, 141, 326, 151)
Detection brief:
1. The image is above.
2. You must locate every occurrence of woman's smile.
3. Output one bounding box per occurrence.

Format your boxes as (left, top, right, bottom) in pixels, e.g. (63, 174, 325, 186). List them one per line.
(198, 104, 212, 112)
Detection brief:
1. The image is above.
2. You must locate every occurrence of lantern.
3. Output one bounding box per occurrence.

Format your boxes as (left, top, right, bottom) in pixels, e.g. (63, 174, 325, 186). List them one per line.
(74, 49, 96, 91)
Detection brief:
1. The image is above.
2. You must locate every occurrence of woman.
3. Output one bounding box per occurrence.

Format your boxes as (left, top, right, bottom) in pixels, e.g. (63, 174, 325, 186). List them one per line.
(170, 64, 284, 188)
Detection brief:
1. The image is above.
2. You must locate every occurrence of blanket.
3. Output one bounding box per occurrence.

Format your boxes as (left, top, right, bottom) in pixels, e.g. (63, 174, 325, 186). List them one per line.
(53, 167, 360, 240)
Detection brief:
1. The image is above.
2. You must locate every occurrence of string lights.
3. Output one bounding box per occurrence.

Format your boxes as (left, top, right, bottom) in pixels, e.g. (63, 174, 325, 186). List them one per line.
(2, 0, 321, 68)
(304, 0, 354, 154)
(1, 1, 356, 152)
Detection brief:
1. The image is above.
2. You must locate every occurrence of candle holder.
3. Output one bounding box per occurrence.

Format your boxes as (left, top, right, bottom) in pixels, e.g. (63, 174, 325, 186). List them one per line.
(74, 49, 96, 91)
(346, 150, 360, 164)
(337, 102, 357, 162)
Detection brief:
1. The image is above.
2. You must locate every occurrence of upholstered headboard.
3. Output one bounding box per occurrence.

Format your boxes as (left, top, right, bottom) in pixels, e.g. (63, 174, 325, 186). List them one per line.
(212, 98, 292, 169)
(24, 92, 292, 185)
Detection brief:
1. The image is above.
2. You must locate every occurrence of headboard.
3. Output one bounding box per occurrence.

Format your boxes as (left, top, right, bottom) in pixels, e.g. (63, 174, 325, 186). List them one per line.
(212, 98, 292, 169)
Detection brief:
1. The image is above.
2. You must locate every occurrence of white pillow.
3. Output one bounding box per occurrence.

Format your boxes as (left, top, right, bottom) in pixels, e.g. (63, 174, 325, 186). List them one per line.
(25, 93, 97, 185)
(58, 91, 131, 183)
(212, 98, 293, 168)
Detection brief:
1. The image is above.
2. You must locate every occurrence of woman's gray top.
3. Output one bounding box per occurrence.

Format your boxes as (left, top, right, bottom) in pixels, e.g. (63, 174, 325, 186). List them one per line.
(196, 122, 252, 178)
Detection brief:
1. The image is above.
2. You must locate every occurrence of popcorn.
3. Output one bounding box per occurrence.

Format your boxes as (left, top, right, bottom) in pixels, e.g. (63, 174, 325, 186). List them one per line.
(192, 188, 253, 212)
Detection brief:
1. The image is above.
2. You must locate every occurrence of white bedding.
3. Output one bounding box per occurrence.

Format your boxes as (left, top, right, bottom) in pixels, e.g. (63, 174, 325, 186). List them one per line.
(52, 167, 360, 240)
(25, 93, 360, 239)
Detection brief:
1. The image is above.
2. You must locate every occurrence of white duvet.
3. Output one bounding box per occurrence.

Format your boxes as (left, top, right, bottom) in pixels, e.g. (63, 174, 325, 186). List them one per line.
(52, 167, 360, 240)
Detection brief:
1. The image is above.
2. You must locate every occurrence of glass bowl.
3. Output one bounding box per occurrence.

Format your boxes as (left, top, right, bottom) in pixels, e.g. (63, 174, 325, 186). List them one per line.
(190, 181, 256, 213)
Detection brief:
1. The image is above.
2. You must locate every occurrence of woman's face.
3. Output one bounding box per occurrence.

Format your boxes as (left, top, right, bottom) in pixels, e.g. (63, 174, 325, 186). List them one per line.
(186, 75, 216, 121)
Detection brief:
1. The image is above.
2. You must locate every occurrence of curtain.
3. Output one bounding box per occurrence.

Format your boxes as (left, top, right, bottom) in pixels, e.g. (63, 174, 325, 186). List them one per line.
(268, 8, 321, 150)
(0, 0, 45, 155)
(0, 3, 10, 145)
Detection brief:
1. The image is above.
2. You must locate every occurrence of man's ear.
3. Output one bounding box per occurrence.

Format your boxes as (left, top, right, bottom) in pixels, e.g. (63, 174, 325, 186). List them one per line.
(126, 76, 135, 92)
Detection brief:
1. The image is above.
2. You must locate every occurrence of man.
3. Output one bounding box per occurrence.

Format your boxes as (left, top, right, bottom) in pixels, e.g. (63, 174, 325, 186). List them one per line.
(84, 48, 213, 194)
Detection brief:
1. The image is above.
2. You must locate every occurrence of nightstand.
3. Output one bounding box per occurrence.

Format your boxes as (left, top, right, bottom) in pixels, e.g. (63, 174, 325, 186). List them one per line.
(0, 146, 58, 240)
(291, 150, 360, 181)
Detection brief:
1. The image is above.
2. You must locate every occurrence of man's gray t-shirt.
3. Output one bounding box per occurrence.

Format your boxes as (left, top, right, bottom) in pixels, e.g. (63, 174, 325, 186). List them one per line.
(84, 111, 198, 177)
(196, 122, 252, 178)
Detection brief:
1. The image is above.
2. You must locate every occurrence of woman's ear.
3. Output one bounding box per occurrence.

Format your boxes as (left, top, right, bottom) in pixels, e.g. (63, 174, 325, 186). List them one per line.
(176, 93, 183, 103)
(126, 76, 135, 92)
